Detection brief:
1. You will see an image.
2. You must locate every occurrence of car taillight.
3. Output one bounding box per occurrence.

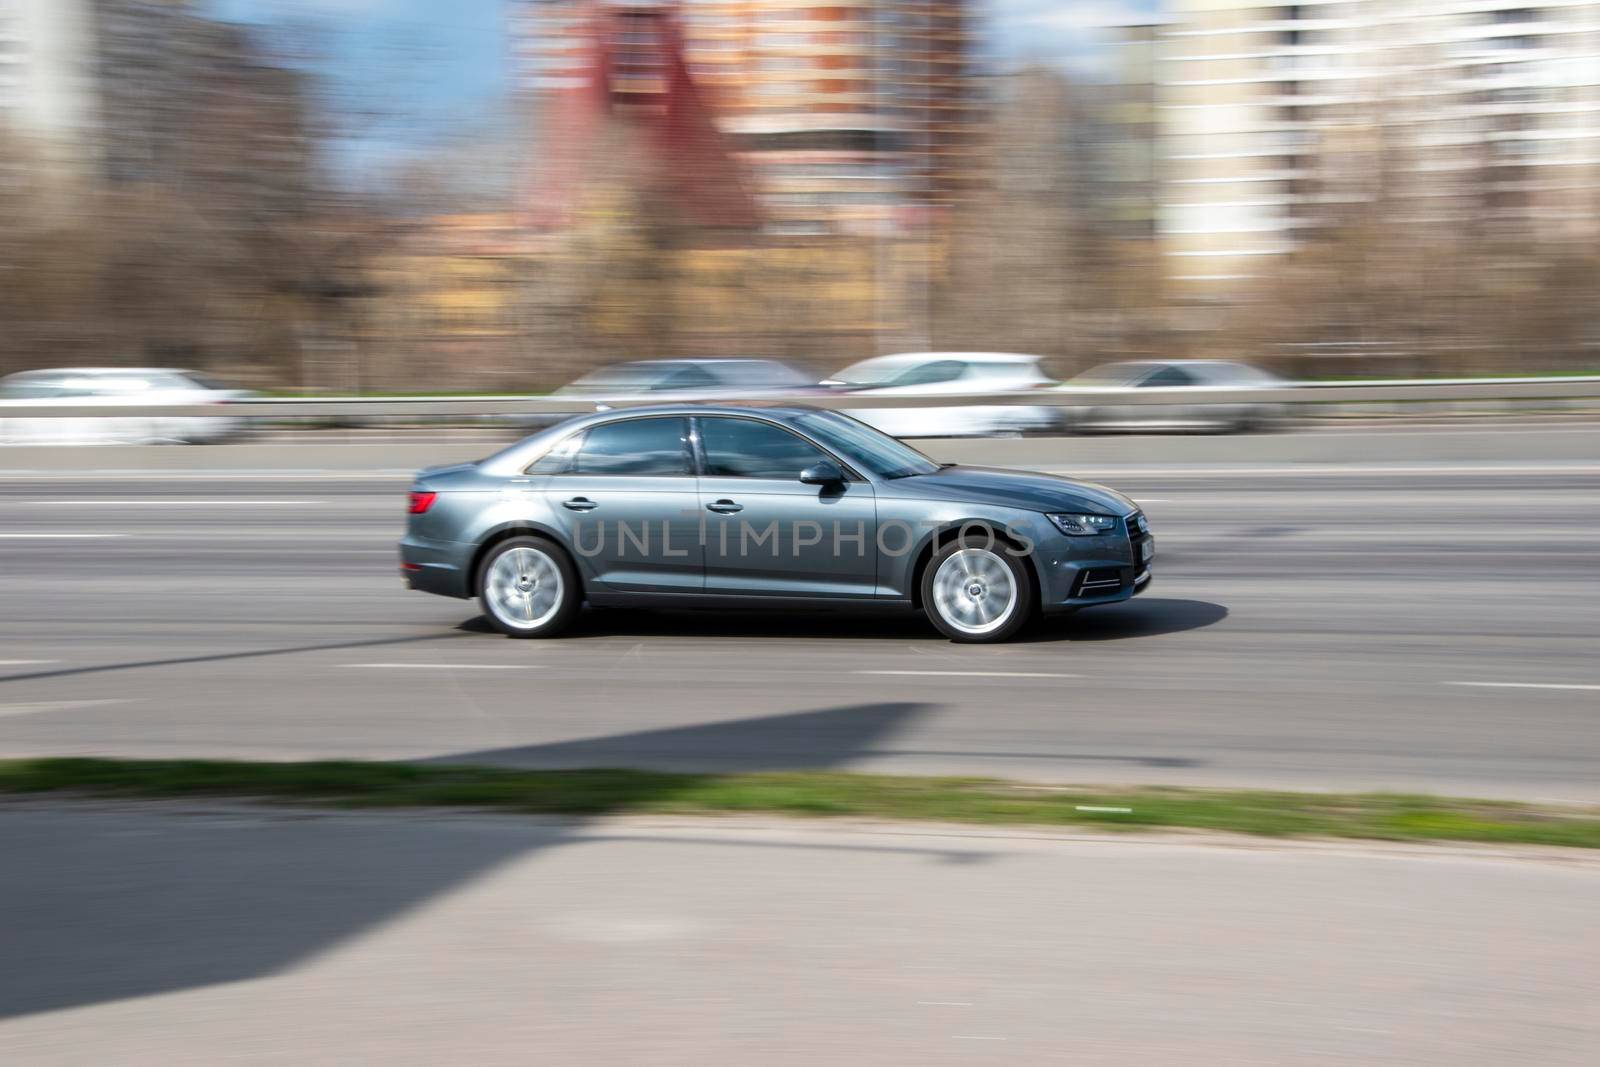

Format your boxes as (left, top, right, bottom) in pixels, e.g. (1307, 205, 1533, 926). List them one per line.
(408, 491, 437, 514)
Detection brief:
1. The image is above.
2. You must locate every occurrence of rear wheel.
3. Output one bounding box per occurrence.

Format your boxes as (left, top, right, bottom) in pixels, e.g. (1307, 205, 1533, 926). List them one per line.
(921, 536, 1034, 643)
(478, 536, 580, 638)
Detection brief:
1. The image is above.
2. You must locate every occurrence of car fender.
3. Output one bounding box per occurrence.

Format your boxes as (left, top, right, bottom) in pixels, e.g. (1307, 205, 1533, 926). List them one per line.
(881, 510, 1047, 601)
(462, 504, 591, 588)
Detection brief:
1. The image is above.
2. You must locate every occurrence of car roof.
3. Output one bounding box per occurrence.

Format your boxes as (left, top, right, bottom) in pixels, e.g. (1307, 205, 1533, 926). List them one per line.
(2, 367, 192, 380)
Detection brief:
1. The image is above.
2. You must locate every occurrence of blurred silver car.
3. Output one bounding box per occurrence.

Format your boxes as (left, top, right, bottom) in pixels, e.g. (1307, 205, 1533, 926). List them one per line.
(1057, 360, 1288, 434)
(821, 352, 1057, 437)
(556, 358, 816, 399)
(501, 358, 821, 433)
(0, 367, 254, 445)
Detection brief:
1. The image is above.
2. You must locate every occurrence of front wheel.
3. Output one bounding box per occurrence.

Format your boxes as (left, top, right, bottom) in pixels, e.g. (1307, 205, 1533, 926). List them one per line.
(921, 537, 1034, 643)
(478, 536, 580, 638)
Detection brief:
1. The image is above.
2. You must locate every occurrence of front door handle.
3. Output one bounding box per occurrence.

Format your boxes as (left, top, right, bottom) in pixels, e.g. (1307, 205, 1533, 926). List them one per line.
(562, 496, 598, 512)
(706, 499, 743, 514)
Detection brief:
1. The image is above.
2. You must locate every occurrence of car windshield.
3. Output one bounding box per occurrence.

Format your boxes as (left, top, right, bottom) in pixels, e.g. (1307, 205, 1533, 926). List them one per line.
(1068, 364, 1155, 386)
(180, 372, 233, 391)
(567, 363, 678, 389)
(1201, 363, 1280, 385)
(0, 378, 65, 399)
(793, 410, 941, 479)
(828, 359, 917, 387)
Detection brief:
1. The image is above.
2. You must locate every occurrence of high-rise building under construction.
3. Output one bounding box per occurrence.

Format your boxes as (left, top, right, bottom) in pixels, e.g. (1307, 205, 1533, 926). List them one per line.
(509, 0, 977, 235)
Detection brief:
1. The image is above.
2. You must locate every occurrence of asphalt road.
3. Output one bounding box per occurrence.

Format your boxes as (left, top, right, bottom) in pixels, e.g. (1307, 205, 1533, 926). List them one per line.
(3, 806, 1597, 1064)
(0, 427, 1598, 799)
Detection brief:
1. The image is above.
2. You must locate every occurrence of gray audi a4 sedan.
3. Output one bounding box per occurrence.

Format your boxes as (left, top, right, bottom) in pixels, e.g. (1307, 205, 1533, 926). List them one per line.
(399, 405, 1152, 643)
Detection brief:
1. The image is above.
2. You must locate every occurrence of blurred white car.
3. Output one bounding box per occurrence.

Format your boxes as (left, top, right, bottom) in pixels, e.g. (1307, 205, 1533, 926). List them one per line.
(821, 352, 1057, 438)
(1057, 360, 1289, 434)
(0, 368, 255, 445)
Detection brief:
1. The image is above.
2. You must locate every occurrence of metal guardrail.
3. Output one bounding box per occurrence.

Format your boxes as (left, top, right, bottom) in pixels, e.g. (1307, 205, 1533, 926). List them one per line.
(0, 376, 1597, 419)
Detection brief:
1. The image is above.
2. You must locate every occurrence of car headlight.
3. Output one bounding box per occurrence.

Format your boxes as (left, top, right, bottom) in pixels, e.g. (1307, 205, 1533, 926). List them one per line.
(1047, 513, 1117, 536)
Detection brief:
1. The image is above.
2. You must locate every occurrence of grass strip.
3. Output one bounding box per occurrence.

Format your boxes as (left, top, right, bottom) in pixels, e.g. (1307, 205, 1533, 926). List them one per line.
(3, 758, 1598, 848)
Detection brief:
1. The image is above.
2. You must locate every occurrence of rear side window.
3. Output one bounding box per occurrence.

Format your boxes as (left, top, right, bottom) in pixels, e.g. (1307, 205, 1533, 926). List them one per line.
(570, 417, 692, 476)
(524, 433, 581, 474)
(653, 365, 718, 391)
(1142, 366, 1196, 387)
(699, 417, 830, 479)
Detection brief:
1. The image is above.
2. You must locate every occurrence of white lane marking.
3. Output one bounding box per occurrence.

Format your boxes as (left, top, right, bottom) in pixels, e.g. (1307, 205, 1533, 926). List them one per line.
(1447, 682, 1600, 692)
(1076, 805, 1133, 814)
(856, 670, 1078, 679)
(1038, 463, 1600, 478)
(25, 499, 322, 506)
(0, 533, 126, 539)
(0, 471, 414, 481)
(342, 663, 539, 670)
(0, 659, 59, 666)
(0, 699, 129, 719)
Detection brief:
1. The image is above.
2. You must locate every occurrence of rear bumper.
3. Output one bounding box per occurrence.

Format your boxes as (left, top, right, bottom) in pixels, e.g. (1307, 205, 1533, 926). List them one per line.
(399, 536, 471, 599)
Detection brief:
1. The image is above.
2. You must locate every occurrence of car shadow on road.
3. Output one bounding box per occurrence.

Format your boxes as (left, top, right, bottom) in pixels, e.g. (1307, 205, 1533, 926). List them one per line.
(457, 597, 1227, 644)
(1, 701, 992, 1023)
(1026, 598, 1228, 643)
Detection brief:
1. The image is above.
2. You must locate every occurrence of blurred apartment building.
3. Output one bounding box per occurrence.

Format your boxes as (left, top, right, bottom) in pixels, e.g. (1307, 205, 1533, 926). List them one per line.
(0, 0, 306, 207)
(1155, 0, 1600, 295)
(1, 0, 99, 177)
(509, 0, 976, 236)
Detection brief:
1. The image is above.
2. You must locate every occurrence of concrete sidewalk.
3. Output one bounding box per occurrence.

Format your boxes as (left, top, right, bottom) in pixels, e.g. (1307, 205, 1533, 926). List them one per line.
(3, 804, 1596, 1065)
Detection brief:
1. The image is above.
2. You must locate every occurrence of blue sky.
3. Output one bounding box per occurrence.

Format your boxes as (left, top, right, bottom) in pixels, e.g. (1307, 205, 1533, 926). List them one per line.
(207, 0, 1160, 182)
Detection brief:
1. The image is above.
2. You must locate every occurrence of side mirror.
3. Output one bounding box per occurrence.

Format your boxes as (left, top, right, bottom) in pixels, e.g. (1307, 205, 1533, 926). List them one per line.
(799, 460, 844, 485)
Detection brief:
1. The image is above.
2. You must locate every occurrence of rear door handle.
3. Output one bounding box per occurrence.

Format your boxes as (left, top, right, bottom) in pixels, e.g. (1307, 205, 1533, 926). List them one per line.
(706, 499, 743, 514)
(562, 497, 598, 512)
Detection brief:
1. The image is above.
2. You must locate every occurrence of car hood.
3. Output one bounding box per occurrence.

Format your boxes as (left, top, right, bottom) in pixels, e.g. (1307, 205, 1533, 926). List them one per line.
(887, 465, 1138, 516)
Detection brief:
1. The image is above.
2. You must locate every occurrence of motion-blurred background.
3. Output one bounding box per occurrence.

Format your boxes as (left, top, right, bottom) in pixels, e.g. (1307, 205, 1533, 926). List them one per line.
(2, 0, 1597, 395)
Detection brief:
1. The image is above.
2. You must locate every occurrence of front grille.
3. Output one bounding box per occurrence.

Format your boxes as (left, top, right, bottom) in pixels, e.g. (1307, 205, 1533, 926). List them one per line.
(1126, 511, 1152, 587)
(1125, 511, 1148, 553)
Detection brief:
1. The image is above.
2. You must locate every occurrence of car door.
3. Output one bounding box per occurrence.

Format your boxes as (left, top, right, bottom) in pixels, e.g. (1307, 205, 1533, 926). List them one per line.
(1138, 364, 1199, 429)
(694, 415, 877, 598)
(540, 416, 703, 594)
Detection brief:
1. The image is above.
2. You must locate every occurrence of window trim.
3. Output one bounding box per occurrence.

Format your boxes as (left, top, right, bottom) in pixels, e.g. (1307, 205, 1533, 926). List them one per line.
(689, 415, 866, 483)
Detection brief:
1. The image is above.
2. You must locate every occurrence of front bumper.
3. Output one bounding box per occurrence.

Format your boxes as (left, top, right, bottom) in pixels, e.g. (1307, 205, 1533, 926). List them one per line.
(1037, 512, 1153, 613)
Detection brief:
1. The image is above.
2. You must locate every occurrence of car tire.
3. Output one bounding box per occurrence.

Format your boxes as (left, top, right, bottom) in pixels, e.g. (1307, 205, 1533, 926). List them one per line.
(478, 535, 581, 638)
(921, 534, 1035, 643)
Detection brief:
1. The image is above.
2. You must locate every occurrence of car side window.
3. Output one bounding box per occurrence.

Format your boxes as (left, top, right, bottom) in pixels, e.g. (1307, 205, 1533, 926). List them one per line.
(892, 360, 966, 387)
(699, 417, 831, 479)
(1142, 366, 1196, 387)
(569, 417, 692, 476)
